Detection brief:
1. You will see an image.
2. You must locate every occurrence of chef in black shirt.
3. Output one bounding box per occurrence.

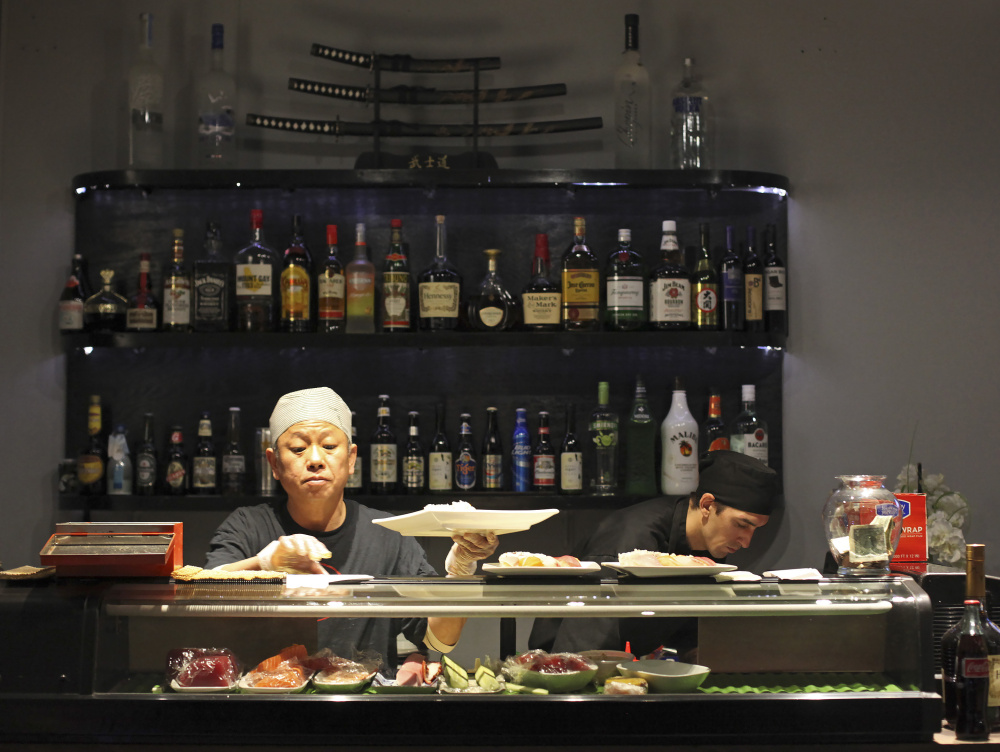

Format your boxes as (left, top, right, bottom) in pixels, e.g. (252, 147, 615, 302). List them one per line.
(528, 450, 779, 658)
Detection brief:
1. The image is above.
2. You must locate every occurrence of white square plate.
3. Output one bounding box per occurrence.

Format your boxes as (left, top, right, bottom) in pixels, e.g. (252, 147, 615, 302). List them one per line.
(373, 508, 558, 537)
(602, 561, 736, 578)
(481, 562, 602, 576)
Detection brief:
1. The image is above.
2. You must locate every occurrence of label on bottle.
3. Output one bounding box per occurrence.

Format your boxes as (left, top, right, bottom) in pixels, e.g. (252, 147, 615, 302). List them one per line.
(693, 284, 719, 324)
(735, 429, 768, 465)
(722, 267, 744, 303)
(108, 460, 130, 494)
(346, 269, 375, 320)
(136, 453, 157, 487)
(483, 454, 503, 489)
(192, 456, 217, 488)
(989, 655, 1000, 707)
(673, 95, 703, 114)
(650, 279, 691, 323)
(418, 282, 460, 318)
(77, 454, 104, 485)
(607, 276, 644, 311)
(522, 291, 561, 325)
(662, 428, 699, 494)
(478, 306, 505, 328)
(403, 455, 425, 488)
(429, 452, 453, 490)
(455, 450, 476, 490)
(765, 268, 787, 311)
(962, 657, 990, 679)
(165, 460, 186, 489)
(281, 265, 311, 321)
(512, 442, 532, 492)
(126, 307, 158, 330)
(198, 109, 235, 141)
(382, 271, 410, 328)
(59, 300, 84, 331)
(745, 273, 763, 322)
(371, 444, 397, 484)
(235, 263, 273, 298)
(222, 455, 245, 474)
(561, 269, 600, 322)
(707, 435, 731, 452)
(194, 270, 228, 323)
(318, 273, 346, 320)
(163, 284, 191, 325)
(347, 455, 363, 489)
(533, 453, 556, 487)
(560, 452, 583, 491)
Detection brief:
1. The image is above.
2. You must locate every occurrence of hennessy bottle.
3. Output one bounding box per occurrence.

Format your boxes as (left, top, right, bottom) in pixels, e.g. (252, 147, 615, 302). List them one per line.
(418, 215, 462, 331)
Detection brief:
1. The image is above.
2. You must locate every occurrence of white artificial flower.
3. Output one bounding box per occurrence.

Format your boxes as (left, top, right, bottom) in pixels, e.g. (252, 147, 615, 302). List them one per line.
(922, 473, 948, 494)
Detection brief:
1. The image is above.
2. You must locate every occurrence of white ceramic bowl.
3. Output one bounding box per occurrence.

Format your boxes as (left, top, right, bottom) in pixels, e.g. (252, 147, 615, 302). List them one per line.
(579, 650, 636, 685)
(616, 659, 710, 693)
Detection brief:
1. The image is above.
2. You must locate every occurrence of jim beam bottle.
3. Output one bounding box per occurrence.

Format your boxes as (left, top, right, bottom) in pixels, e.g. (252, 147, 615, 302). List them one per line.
(648, 221, 690, 330)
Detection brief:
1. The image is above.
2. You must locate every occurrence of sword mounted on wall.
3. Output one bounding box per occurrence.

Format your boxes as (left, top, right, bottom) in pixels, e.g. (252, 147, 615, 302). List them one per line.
(246, 43, 603, 168)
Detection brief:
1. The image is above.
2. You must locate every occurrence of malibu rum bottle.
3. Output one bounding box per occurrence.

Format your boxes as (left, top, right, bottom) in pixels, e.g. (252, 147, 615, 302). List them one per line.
(561, 217, 600, 330)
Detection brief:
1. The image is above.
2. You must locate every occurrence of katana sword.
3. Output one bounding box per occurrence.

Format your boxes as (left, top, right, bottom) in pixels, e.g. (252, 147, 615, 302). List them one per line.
(288, 78, 567, 105)
(246, 113, 603, 138)
(310, 43, 501, 73)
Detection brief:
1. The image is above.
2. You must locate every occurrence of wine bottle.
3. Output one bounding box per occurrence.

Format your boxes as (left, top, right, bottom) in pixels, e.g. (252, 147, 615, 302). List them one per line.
(701, 389, 730, 455)
(191, 411, 217, 495)
(402, 411, 425, 493)
(763, 224, 788, 335)
(481, 407, 504, 490)
(670, 57, 708, 169)
(317, 224, 346, 333)
(660, 377, 699, 495)
(648, 220, 690, 330)
(194, 23, 236, 167)
(520, 233, 561, 331)
(743, 225, 765, 333)
(126, 251, 160, 331)
(729, 384, 768, 465)
(532, 411, 556, 493)
(418, 215, 462, 331)
(135, 412, 158, 496)
(381, 219, 412, 332)
(193, 221, 233, 332)
(561, 217, 600, 331)
(559, 404, 583, 495)
(719, 225, 744, 331)
(455, 413, 477, 491)
(605, 228, 646, 331)
(221, 407, 246, 495)
(691, 223, 719, 330)
(624, 376, 657, 496)
(469, 248, 516, 331)
(511, 407, 532, 492)
(59, 253, 91, 333)
(280, 214, 314, 332)
(234, 209, 278, 332)
(613, 13, 651, 169)
(127, 12, 164, 168)
(370, 395, 397, 494)
(588, 381, 619, 495)
(345, 223, 376, 334)
(346, 410, 364, 492)
(428, 404, 453, 493)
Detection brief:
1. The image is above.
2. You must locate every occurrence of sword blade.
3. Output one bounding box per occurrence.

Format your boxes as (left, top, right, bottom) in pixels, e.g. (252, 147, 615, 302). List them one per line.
(288, 78, 567, 104)
(246, 113, 603, 138)
(310, 43, 500, 73)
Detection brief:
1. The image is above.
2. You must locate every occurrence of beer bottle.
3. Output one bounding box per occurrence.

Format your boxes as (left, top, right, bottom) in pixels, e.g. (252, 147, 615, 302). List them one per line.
(559, 404, 583, 495)
(454, 413, 477, 492)
(428, 404, 453, 493)
(402, 411, 425, 492)
(164, 426, 188, 495)
(691, 223, 719, 330)
(511, 408, 532, 492)
(481, 407, 503, 490)
(135, 413, 158, 495)
(346, 410, 364, 492)
(220, 407, 246, 495)
(76, 395, 106, 495)
(370, 395, 397, 494)
(192, 411, 217, 494)
(106, 424, 133, 495)
(532, 411, 556, 493)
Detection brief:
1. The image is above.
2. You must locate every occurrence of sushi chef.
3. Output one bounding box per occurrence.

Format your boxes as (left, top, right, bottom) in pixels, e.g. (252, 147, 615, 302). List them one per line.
(528, 450, 779, 658)
(205, 386, 498, 666)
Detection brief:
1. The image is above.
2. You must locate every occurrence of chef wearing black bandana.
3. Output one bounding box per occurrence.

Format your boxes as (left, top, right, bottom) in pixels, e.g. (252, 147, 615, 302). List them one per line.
(528, 450, 780, 658)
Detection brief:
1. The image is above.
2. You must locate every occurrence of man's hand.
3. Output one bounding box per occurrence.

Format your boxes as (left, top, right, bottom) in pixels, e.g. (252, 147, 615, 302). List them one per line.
(445, 531, 499, 576)
(256, 534, 331, 574)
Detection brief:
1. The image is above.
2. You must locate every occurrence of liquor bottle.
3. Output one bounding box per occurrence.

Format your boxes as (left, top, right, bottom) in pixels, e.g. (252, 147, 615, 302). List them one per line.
(84, 269, 128, 332)
(624, 376, 657, 496)
(164, 425, 188, 495)
(532, 411, 556, 492)
(559, 404, 583, 495)
(482, 407, 504, 490)
(194, 23, 236, 167)
(76, 395, 106, 495)
(428, 404, 453, 493)
(192, 411, 217, 494)
(346, 410, 364, 492)
(162, 229, 192, 331)
(135, 412, 158, 496)
(588, 381, 619, 495)
(280, 214, 314, 332)
(670, 57, 708, 169)
(106, 424, 133, 495)
(743, 226, 765, 333)
(418, 215, 462, 331)
(127, 12, 164, 168)
(763, 224, 788, 335)
(193, 221, 233, 332)
(469, 248, 516, 331)
(381, 219, 412, 332)
(520, 233, 561, 331)
(454, 413, 477, 491)
(511, 408, 532, 492)
(235, 209, 278, 332)
(942, 544, 1000, 731)
(729, 384, 768, 465)
(660, 377, 699, 495)
(605, 228, 646, 331)
(58, 253, 91, 333)
(701, 389, 730, 455)
(370, 395, 397, 494)
(719, 225, 744, 331)
(221, 406, 246, 495)
(317, 224, 346, 333)
(561, 217, 601, 331)
(953, 600, 992, 741)
(126, 251, 159, 331)
(345, 223, 376, 334)
(691, 223, 719, 330)
(402, 411, 425, 493)
(613, 14, 651, 169)
(648, 220, 691, 330)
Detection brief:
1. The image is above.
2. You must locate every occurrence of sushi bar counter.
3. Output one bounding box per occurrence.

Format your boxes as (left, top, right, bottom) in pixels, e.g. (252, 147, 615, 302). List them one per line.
(0, 574, 942, 748)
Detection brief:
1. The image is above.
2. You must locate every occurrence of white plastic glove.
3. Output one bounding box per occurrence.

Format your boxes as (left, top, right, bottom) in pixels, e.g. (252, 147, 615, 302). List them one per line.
(445, 531, 499, 576)
(256, 534, 331, 574)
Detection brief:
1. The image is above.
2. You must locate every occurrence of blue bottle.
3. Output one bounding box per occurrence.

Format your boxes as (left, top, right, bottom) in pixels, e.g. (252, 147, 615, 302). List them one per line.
(512, 408, 532, 492)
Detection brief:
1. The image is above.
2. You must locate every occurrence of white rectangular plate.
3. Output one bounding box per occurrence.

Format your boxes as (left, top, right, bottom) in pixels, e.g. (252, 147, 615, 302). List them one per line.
(373, 508, 559, 537)
(481, 562, 602, 576)
(603, 561, 737, 578)
(284, 574, 374, 588)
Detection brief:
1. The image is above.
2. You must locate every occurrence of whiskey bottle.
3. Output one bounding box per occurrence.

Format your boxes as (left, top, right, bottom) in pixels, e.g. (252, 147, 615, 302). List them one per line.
(317, 224, 346, 333)
(235, 209, 278, 332)
(455, 413, 477, 491)
(520, 233, 561, 331)
(345, 223, 376, 334)
(162, 229, 192, 331)
(58, 253, 91, 333)
(559, 404, 583, 495)
(763, 224, 788, 335)
(469, 248, 516, 331)
(193, 221, 233, 331)
(127, 12, 164, 168)
(648, 220, 691, 330)
(532, 411, 556, 492)
(381, 219, 412, 332)
(84, 269, 128, 332)
(482, 407, 504, 490)
(743, 225, 765, 333)
(719, 225, 744, 332)
(127, 251, 159, 331)
(660, 377, 699, 495)
(76, 395, 106, 495)
(370, 395, 397, 494)
(346, 410, 364, 492)
(691, 223, 719, 330)
(613, 13, 651, 169)
(701, 389, 730, 455)
(588, 382, 619, 495)
(402, 411, 425, 492)
(561, 217, 601, 330)
(418, 215, 462, 331)
(191, 411, 217, 494)
(220, 406, 246, 495)
(280, 214, 314, 332)
(605, 228, 646, 331)
(428, 404, 453, 493)
(135, 412, 158, 496)
(729, 384, 768, 465)
(511, 408, 532, 492)
(164, 426, 188, 495)
(194, 23, 236, 167)
(624, 375, 657, 495)
(106, 424, 133, 496)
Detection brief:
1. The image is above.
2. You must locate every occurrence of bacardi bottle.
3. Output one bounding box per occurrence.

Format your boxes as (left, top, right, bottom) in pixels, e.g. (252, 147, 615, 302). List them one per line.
(729, 384, 768, 465)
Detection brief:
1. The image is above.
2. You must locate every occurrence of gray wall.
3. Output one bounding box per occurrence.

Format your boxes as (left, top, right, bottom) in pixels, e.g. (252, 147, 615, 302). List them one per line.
(2, 0, 999, 581)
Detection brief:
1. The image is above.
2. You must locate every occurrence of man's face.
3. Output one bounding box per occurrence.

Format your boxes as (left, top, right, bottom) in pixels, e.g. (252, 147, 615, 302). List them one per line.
(266, 420, 356, 505)
(700, 498, 769, 559)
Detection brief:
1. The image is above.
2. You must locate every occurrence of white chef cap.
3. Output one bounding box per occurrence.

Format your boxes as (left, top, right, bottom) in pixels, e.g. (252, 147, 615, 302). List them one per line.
(268, 387, 353, 448)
